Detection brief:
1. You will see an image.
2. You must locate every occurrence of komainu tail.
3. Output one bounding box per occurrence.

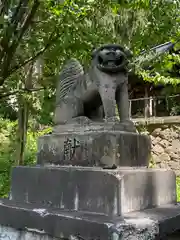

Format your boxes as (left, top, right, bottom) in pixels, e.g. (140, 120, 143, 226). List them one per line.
(56, 58, 84, 105)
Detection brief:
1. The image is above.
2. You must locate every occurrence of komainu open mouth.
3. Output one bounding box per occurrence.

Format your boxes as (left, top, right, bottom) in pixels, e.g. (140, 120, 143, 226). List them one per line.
(95, 45, 128, 73)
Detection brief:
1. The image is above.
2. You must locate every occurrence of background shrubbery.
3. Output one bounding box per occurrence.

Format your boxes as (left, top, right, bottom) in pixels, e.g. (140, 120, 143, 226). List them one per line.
(0, 118, 52, 198)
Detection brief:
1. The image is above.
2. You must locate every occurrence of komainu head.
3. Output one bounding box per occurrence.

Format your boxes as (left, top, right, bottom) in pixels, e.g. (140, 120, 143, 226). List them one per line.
(91, 44, 132, 73)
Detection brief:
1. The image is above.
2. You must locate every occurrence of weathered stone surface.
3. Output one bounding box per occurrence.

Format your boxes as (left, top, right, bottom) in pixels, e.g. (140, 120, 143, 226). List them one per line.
(169, 162, 180, 171)
(153, 144, 164, 154)
(159, 153, 171, 162)
(159, 162, 169, 169)
(152, 154, 161, 164)
(165, 146, 174, 154)
(168, 152, 179, 160)
(0, 199, 111, 240)
(150, 125, 180, 176)
(0, 199, 180, 239)
(37, 131, 150, 167)
(11, 166, 176, 215)
(151, 128, 162, 137)
(53, 118, 136, 133)
(152, 136, 161, 146)
(159, 130, 171, 140)
(150, 135, 155, 142)
(159, 139, 169, 148)
(0, 225, 58, 240)
(125, 203, 180, 239)
(171, 139, 180, 152)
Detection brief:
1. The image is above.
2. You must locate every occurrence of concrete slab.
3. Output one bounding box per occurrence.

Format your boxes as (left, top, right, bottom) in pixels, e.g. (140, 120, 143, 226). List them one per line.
(10, 166, 176, 215)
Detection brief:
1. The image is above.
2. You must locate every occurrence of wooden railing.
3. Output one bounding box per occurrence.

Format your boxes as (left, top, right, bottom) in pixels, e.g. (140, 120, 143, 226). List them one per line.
(129, 94, 180, 122)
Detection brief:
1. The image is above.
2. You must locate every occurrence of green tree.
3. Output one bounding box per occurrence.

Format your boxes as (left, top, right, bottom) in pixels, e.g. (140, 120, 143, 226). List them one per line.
(0, 0, 63, 165)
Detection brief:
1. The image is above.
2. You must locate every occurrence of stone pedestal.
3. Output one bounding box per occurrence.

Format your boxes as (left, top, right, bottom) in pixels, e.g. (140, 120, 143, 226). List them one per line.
(1, 123, 180, 239)
(10, 166, 176, 215)
(37, 130, 151, 167)
(0, 166, 180, 239)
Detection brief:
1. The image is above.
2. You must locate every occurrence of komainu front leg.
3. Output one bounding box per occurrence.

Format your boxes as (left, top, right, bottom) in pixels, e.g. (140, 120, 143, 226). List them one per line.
(54, 96, 84, 125)
(117, 81, 130, 122)
(117, 82, 136, 132)
(99, 88, 117, 121)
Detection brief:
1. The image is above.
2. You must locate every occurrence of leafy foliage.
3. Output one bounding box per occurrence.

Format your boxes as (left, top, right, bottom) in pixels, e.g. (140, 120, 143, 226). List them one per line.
(0, 119, 16, 197)
(0, 118, 52, 197)
(176, 177, 180, 202)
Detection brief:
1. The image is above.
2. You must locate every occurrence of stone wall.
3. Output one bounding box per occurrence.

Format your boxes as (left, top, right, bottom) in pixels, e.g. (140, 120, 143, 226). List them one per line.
(148, 125, 180, 176)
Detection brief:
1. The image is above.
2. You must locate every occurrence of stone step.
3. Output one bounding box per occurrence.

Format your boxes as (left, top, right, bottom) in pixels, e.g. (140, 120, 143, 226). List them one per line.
(0, 199, 110, 240)
(0, 199, 180, 239)
(10, 166, 176, 215)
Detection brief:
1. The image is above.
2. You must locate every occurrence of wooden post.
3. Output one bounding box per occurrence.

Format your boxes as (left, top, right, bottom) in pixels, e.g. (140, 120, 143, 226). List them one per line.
(149, 97, 153, 117)
(129, 100, 132, 119)
(153, 98, 157, 117)
(144, 86, 149, 119)
(166, 97, 169, 115)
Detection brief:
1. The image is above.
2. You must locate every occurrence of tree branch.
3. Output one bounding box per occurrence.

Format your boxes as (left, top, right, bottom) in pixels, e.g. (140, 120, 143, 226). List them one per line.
(0, 0, 29, 59)
(0, 87, 45, 100)
(0, 0, 59, 87)
(0, 0, 40, 87)
(10, 0, 26, 25)
(0, 0, 11, 62)
(9, 31, 59, 75)
(0, 0, 10, 19)
(10, 0, 40, 53)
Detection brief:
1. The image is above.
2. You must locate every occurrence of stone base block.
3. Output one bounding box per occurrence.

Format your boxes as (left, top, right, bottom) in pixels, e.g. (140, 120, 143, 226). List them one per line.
(0, 225, 55, 240)
(37, 130, 150, 167)
(53, 117, 136, 133)
(0, 199, 180, 239)
(10, 166, 176, 215)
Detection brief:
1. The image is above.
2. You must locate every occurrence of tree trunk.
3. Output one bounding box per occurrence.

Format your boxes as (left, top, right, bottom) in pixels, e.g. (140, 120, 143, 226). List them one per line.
(16, 95, 29, 165)
(16, 63, 33, 165)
